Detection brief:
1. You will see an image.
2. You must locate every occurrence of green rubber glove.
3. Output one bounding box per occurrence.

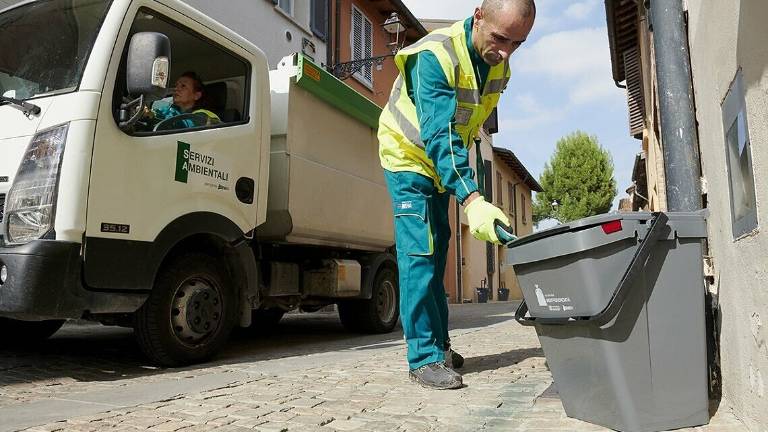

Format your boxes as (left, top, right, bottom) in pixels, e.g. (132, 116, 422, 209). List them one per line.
(464, 196, 511, 245)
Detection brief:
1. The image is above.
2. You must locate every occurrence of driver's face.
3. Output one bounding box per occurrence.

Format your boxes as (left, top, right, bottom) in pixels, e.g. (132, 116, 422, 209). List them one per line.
(173, 76, 201, 111)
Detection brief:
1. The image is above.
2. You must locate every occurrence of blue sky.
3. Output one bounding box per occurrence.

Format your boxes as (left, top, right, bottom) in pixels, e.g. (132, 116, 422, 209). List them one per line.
(401, 0, 637, 219)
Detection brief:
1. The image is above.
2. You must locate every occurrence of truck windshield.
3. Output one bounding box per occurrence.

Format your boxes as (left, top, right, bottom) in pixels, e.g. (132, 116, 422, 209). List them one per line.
(0, 0, 111, 101)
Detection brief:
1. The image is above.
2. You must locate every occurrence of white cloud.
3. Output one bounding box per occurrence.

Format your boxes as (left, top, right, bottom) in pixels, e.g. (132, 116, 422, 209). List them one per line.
(513, 27, 608, 78)
(499, 94, 567, 131)
(512, 27, 619, 105)
(564, 0, 601, 20)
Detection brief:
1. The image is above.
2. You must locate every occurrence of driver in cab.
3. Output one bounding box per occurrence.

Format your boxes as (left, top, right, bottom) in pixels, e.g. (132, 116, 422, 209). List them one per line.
(144, 71, 220, 130)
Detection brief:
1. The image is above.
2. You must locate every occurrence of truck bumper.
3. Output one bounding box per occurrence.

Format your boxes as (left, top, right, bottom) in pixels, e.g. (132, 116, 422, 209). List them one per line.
(0, 240, 146, 320)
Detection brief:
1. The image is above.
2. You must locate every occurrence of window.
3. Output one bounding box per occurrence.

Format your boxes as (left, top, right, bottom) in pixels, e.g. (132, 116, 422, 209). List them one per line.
(351, 5, 373, 87)
(310, 0, 328, 41)
(277, 0, 292, 15)
(496, 172, 503, 206)
(483, 160, 493, 200)
(114, 9, 249, 135)
(508, 182, 515, 217)
(522, 195, 527, 224)
(722, 70, 758, 238)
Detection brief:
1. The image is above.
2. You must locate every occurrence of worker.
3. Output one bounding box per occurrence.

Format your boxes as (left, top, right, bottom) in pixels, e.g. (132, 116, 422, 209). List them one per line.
(378, 0, 536, 390)
(145, 71, 220, 130)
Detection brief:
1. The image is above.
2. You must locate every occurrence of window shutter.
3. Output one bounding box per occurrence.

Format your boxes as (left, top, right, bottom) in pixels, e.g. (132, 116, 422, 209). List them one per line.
(484, 160, 493, 201)
(363, 16, 373, 82)
(507, 182, 514, 217)
(351, 6, 373, 85)
(496, 172, 502, 205)
(483, 108, 499, 134)
(310, 0, 328, 41)
(624, 47, 644, 139)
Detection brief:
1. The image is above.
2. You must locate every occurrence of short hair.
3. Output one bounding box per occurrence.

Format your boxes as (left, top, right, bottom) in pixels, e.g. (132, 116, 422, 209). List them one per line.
(481, 0, 536, 18)
(180, 71, 204, 93)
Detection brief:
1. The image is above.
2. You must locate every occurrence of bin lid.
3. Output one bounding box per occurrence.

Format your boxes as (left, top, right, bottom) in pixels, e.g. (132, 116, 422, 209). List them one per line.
(508, 210, 707, 249)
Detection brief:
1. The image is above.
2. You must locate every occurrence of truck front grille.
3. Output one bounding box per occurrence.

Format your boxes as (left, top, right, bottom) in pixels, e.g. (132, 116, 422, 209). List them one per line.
(0, 193, 5, 223)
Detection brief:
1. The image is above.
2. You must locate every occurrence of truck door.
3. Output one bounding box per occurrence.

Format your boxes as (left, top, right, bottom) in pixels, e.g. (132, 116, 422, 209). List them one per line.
(84, 6, 266, 291)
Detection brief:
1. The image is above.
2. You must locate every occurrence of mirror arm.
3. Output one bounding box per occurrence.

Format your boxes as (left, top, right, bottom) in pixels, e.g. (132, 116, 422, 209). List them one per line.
(118, 94, 145, 129)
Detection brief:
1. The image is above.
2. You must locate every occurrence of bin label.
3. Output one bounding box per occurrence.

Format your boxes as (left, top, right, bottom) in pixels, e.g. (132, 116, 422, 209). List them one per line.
(534, 284, 574, 310)
(535, 286, 548, 307)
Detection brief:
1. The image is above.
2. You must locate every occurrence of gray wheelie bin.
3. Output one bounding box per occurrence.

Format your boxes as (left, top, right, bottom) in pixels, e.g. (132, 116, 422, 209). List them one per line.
(506, 212, 709, 432)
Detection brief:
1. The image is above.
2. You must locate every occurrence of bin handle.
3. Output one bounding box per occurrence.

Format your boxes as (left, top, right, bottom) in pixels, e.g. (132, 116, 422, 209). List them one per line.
(515, 212, 669, 327)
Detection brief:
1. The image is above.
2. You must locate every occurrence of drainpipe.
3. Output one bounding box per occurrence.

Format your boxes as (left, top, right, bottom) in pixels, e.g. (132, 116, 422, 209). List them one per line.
(334, 0, 341, 67)
(649, 0, 702, 211)
(325, 0, 333, 68)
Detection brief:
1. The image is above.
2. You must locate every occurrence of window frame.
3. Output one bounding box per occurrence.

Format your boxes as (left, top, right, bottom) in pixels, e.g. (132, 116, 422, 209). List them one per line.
(721, 69, 758, 239)
(350, 4, 374, 89)
(277, 0, 293, 16)
(114, 8, 252, 137)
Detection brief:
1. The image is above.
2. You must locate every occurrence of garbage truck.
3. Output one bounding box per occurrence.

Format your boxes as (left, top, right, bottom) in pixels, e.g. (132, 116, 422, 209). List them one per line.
(0, 0, 398, 366)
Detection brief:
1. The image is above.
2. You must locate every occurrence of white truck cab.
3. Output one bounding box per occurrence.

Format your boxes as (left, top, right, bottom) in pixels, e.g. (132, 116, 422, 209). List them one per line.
(0, 0, 396, 366)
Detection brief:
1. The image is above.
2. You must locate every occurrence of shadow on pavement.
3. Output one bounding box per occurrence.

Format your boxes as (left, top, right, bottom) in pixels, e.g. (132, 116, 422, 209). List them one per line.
(0, 302, 522, 387)
(460, 347, 545, 375)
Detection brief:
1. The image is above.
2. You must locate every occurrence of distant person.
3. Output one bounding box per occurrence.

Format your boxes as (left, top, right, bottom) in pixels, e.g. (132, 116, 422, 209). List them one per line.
(146, 71, 220, 129)
(378, 0, 536, 390)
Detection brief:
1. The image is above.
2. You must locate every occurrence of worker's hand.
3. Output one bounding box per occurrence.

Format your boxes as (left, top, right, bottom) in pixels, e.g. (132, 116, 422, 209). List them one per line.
(464, 196, 511, 245)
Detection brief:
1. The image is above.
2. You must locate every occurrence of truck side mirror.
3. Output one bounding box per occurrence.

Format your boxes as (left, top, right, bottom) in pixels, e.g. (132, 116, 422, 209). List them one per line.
(126, 32, 171, 97)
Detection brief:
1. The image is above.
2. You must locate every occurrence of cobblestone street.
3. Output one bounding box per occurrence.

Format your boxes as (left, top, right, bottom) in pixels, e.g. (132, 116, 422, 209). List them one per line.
(0, 303, 748, 431)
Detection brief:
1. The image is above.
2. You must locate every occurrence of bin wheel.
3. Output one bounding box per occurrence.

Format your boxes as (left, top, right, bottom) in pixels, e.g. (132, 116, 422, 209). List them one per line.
(134, 253, 236, 367)
(0, 318, 65, 345)
(338, 266, 399, 334)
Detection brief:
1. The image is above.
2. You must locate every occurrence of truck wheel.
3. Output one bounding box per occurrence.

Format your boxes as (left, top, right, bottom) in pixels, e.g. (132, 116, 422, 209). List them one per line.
(134, 253, 236, 367)
(338, 266, 399, 333)
(0, 318, 65, 345)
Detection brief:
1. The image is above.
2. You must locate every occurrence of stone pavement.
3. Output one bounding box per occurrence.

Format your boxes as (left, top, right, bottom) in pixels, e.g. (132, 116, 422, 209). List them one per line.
(0, 303, 750, 431)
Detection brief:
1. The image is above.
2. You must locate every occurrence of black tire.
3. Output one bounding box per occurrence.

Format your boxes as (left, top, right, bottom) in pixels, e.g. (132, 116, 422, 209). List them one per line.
(0, 318, 65, 345)
(338, 266, 399, 333)
(134, 253, 237, 367)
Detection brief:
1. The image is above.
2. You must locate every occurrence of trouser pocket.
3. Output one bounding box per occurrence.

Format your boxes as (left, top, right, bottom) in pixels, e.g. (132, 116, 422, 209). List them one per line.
(393, 199, 433, 256)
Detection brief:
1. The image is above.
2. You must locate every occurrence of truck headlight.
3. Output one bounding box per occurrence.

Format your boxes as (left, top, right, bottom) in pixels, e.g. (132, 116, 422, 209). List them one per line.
(4, 123, 69, 245)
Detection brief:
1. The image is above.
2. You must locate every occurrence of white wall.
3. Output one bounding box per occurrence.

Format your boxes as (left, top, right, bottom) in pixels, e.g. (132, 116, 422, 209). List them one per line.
(181, 0, 328, 69)
(687, 1, 768, 429)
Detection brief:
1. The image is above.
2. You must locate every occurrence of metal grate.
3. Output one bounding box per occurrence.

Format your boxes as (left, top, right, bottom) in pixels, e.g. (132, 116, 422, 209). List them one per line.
(0, 193, 4, 224)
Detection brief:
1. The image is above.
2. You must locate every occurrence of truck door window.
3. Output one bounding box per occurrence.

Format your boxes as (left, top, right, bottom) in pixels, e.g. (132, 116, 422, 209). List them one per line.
(114, 9, 250, 135)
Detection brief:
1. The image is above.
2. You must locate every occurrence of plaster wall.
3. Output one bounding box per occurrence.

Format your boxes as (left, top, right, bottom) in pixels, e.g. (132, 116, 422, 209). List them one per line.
(687, 1, 768, 428)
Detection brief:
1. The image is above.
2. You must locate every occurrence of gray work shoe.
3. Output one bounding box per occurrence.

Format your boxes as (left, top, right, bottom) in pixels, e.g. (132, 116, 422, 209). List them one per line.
(444, 349, 465, 369)
(409, 362, 463, 389)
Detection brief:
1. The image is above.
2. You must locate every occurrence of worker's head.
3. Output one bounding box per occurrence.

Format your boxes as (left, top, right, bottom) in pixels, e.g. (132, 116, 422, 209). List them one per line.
(173, 71, 204, 111)
(473, 0, 536, 66)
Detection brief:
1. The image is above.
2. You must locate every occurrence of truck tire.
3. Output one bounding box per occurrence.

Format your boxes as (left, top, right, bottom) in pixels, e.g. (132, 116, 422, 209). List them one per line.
(134, 253, 236, 367)
(0, 318, 65, 345)
(338, 266, 399, 333)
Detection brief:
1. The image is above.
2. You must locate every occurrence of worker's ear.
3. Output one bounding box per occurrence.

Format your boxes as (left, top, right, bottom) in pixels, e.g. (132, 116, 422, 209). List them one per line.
(473, 7, 483, 26)
(194, 90, 202, 102)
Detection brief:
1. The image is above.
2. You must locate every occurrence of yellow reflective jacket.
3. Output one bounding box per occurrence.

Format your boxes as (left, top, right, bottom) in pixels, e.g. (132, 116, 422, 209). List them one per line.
(378, 19, 511, 190)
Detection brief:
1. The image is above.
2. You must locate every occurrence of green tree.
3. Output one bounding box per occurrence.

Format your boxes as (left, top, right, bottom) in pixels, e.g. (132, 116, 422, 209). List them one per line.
(533, 131, 617, 224)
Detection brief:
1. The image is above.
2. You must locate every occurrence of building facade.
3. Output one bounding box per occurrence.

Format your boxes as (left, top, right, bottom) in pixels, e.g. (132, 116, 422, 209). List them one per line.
(607, 1, 768, 429)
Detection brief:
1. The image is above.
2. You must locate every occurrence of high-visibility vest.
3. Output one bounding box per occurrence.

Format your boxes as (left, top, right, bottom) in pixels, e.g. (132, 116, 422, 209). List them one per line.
(378, 20, 511, 189)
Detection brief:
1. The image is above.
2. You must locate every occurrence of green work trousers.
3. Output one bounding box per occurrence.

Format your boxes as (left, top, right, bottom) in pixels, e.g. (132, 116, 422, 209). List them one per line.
(384, 170, 451, 369)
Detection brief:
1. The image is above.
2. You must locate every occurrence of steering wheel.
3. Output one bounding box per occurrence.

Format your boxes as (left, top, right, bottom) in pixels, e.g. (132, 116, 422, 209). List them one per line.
(153, 112, 210, 131)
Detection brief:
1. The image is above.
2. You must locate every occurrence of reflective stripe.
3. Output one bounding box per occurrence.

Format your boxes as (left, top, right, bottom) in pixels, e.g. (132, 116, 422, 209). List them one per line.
(485, 79, 506, 94)
(388, 77, 425, 149)
(456, 87, 481, 104)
